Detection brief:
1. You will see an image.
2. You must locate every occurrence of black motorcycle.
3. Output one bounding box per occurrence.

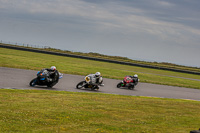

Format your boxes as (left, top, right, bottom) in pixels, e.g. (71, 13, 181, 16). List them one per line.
(29, 69, 63, 88)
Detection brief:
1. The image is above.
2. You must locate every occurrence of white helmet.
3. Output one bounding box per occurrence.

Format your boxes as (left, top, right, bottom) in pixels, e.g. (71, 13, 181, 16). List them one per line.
(50, 66, 56, 71)
(95, 72, 101, 77)
(133, 74, 138, 78)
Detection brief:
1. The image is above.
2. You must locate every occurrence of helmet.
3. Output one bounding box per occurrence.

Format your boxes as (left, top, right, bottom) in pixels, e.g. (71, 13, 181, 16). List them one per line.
(133, 74, 138, 78)
(95, 72, 101, 77)
(50, 66, 56, 71)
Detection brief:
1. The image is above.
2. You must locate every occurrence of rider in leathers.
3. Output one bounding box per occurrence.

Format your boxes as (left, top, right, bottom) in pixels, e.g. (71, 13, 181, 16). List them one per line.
(44, 66, 59, 87)
(131, 74, 139, 85)
(88, 72, 103, 89)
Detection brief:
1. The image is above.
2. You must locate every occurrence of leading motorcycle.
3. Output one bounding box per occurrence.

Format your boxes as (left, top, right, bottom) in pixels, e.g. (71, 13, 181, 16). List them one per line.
(29, 69, 63, 88)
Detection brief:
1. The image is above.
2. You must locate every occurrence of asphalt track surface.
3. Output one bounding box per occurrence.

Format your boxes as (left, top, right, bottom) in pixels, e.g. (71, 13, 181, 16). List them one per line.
(1, 67, 200, 101)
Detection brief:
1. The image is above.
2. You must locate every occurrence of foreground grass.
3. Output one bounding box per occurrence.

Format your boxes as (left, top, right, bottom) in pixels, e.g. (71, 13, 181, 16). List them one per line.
(0, 89, 200, 133)
(0, 48, 200, 89)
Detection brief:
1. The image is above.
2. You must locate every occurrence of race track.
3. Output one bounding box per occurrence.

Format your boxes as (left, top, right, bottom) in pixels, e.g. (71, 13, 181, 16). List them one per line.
(1, 67, 200, 101)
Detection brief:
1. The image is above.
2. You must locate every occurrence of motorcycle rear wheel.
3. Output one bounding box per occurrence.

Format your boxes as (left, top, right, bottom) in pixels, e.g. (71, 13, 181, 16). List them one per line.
(47, 84, 53, 88)
(91, 85, 99, 90)
(128, 85, 135, 90)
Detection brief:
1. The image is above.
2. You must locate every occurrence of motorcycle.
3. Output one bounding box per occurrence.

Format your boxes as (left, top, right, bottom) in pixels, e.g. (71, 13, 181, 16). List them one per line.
(29, 69, 63, 88)
(76, 74, 104, 90)
(117, 76, 139, 90)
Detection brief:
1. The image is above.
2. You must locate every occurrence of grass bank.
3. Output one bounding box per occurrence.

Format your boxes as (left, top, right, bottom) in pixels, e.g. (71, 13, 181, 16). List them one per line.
(1, 43, 200, 73)
(0, 47, 200, 89)
(0, 89, 200, 133)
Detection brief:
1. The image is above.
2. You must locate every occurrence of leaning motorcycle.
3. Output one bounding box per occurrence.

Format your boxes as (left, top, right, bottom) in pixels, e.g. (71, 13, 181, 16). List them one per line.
(76, 74, 103, 90)
(29, 69, 63, 88)
(117, 76, 139, 90)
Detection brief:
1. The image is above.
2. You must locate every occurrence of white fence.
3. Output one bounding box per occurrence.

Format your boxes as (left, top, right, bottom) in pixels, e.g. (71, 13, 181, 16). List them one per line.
(0, 40, 50, 49)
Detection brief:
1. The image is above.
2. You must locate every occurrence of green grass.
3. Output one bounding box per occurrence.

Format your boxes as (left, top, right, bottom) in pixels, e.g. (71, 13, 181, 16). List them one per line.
(2, 43, 200, 73)
(1, 46, 200, 133)
(0, 89, 200, 133)
(1, 47, 200, 89)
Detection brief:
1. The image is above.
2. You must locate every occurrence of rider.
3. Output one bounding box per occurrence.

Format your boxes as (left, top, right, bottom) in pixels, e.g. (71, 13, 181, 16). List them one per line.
(94, 72, 103, 85)
(132, 74, 139, 85)
(89, 72, 103, 89)
(45, 66, 59, 85)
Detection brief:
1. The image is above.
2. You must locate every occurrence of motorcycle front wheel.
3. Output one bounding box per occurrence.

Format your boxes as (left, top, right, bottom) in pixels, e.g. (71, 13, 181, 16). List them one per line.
(117, 82, 123, 88)
(29, 78, 37, 87)
(76, 81, 86, 89)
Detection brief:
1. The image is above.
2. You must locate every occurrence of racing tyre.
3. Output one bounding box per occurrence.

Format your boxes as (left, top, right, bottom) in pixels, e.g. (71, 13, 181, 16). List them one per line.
(30, 78, 37, 87)
(91, 85, 99, 91)
(128, 85, 135, 90)
(47, 84, 53, 88)
(117, 82, 122, 88)
(76, 81, 85, 89)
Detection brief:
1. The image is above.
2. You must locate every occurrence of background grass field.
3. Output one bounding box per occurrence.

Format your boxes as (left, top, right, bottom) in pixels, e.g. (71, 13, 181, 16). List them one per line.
(2, 43, 200, 73)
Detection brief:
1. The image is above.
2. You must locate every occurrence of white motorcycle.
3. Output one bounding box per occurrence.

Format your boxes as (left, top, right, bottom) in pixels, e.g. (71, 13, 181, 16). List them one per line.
(76, 74, 104, 90)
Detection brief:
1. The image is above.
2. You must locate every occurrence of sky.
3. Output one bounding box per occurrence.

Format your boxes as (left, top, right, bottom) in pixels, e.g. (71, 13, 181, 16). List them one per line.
(0, 0, 200, 67)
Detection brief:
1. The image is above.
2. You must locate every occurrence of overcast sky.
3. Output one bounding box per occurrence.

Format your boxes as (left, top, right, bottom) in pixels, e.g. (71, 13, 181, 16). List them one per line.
(0, 0, 200, 67)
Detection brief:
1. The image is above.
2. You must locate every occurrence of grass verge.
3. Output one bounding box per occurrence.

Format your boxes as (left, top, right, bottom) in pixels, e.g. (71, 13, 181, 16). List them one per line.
(0, 89, 200, 133)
